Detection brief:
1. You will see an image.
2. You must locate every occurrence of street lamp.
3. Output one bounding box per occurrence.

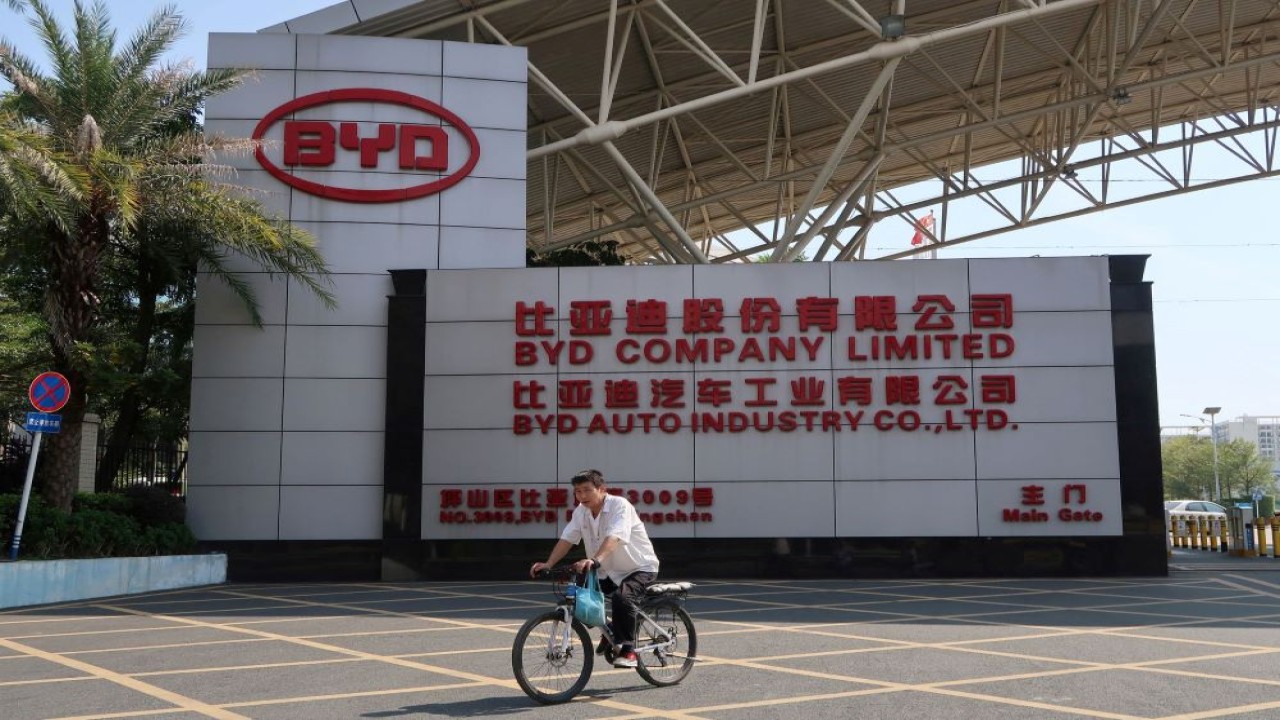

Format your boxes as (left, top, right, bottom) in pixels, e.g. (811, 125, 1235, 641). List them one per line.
(1180, 410, 1223, 501)
(1204, 406, 1222, 501)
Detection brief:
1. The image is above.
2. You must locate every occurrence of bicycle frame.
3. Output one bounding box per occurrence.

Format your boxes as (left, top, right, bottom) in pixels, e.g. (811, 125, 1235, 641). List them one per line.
(514, 570, 696, 704)
(544, 604, 576, 658)
(550, 588, 683, 658)
(601, 603, 680, 655)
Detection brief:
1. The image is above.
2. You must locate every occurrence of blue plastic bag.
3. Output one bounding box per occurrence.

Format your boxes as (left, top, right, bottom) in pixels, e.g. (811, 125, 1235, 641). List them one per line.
(572, 568, 606, 627)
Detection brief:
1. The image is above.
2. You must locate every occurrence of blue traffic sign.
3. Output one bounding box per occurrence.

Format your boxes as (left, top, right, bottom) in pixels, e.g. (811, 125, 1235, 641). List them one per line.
(29, 372, 70, 413)
(24, 412, 62, 434)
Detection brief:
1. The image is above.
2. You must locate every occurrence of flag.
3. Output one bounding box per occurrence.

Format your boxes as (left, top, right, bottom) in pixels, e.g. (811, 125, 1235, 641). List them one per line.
(910, 212, 935, 246)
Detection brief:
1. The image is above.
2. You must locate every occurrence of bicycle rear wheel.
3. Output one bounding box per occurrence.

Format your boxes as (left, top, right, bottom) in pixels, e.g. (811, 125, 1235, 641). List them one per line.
(634, 600, 696, 687)
(511, 611, 594, 704)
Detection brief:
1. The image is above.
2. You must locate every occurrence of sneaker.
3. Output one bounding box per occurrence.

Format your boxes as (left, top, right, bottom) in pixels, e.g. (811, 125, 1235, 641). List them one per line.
(613, 648, 638, 668)
(596, 635, 611, 656)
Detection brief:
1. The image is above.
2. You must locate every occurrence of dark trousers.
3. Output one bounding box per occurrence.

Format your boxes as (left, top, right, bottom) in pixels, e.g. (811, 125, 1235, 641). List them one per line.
(599, 571, 656, 647)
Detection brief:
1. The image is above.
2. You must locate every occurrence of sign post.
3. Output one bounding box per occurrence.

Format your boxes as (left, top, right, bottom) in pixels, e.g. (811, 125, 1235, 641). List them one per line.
(8, 372, 70, 561)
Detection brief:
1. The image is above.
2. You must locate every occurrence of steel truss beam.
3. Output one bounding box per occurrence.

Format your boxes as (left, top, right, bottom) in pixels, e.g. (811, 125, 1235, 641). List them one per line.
(366, 0, 1280, 263)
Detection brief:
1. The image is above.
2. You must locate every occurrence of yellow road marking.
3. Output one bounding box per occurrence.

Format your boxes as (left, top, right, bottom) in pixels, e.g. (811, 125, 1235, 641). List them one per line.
(210, 588, 514, 633)
(0, 587, 204, 617)
(97, 600, 711, 720)
(130, 656, 366, 677)
(61, 637, 272, 655)
(301, 624, 488, 638)
(681, 653, 1142, 719)
(219, 681, 487, 708)
(922, 686, 1144, 720)
(56, 624, 475, 657)
(0, 636, 250, 720)
(1218, 575, 1280, 598)
(1162, 697, 1280, 720)
(51, 710, 189, 720)
(0, 675, 97, 688)
(7, 624, 231, 641)
(0, 613, 125, 624)
(10, 577, 1280, 720)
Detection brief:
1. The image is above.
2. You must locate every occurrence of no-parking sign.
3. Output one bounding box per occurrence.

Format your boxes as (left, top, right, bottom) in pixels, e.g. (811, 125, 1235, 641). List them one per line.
(28, 372, 70, 413)
(10, 372, 70, 560)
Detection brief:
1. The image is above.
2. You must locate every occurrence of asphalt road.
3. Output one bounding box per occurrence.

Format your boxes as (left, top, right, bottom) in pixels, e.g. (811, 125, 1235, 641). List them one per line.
(3, 549, 1280, 719)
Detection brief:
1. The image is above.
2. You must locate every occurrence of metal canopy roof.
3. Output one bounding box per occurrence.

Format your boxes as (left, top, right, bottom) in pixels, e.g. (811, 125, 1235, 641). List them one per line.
(285, 0, 1280, 262)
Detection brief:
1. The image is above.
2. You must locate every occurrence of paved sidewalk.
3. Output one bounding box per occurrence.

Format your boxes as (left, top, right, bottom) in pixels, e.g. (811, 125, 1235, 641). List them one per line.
(3, 555, 1280, 719)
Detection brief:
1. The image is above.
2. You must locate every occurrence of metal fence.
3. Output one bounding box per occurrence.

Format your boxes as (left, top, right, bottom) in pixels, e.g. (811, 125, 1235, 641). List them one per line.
(0, 435, 187, 497)
(0, 436, 33, 494)
(96, 443, 188, 496)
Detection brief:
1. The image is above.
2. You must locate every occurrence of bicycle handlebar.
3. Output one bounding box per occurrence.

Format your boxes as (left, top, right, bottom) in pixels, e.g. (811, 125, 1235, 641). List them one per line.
(533, 565, 580, 581)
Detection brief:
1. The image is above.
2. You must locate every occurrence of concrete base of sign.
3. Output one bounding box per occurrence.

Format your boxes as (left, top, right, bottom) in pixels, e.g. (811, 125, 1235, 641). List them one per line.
(0, 554, 226, 609)
(200, 536, 1169, 583)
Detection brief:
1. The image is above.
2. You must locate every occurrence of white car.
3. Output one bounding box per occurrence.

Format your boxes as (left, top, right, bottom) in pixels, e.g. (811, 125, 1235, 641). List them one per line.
(1164, 500, 1228, 520)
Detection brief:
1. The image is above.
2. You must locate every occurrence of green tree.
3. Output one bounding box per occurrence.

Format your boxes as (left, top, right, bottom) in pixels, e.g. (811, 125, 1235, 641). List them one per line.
(1162, 435, 1275, 502)
(1161, 435, 1216, 500)
(752, 252, 810, 263)
(1216, 439, 1277, 500)
(0, 0, 333, 510)
(527, 239, 626, 267)
(0, 106, 79, 226)
(0, 289, 50, 424)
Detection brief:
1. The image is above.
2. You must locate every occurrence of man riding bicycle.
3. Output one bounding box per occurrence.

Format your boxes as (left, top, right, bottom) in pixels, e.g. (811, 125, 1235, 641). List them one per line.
(530, 469, 659, 668)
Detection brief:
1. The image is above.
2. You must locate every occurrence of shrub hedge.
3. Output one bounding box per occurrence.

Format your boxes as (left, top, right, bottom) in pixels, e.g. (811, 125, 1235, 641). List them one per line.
(0, 490, 195, 559)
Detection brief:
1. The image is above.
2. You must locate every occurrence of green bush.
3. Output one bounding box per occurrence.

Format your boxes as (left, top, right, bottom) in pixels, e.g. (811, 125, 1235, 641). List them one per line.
(1, 492, 197, 559)
(0, 494, 70, 559)
(140, 523, 198, 555)
(64, 509, 143, 557)
(73, 492, 134, 515)
(1259, 495, 1275, 518)
(121, 485, 186, 526)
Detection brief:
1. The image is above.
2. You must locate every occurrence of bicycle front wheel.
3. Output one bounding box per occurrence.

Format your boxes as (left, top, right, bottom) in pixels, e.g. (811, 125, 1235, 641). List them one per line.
(511, 611, 594, 704)
(635, 600, 697, 687)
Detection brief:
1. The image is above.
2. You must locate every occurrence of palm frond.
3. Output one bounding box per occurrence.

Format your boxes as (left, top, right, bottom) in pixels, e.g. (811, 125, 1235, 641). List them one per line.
(73, 3, 119, 141)
(113, 4, 182, 87)
(190, 184, 335, 310)
(196, 257, 263, 326)
(140, 66, 248, 141)
(19, 2, 76, 117)
(0, 40, 58, 122)
(0, 110, 85, 230)
(85, 145, 142, 229)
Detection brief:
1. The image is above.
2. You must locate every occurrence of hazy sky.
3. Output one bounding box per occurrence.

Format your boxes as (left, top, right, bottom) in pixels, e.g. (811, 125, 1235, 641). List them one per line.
(4, 0, 1276, 432)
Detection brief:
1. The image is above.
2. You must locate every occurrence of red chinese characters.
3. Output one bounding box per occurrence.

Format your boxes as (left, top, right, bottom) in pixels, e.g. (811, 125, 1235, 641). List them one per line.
(1001, 483, 1103, 524)
(570, 300, 613, 336)
(434, 485, 714, 525)
(510, 293, 1023, 435)
(683, 299, 725, 333)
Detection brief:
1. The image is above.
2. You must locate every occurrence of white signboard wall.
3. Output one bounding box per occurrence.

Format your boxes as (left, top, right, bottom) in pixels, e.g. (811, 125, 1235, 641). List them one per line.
(189, 33, 527, 541)
(188, 33, 1123, 550)
(421, 258, 1122, 541)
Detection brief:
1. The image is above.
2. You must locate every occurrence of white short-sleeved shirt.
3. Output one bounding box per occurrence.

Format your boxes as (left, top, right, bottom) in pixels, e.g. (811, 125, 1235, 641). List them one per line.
(560, 494, 659, 584)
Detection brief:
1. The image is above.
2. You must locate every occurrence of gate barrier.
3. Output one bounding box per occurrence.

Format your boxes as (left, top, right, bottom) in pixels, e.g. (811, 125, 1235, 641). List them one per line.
(1170, 512, 1280, 556)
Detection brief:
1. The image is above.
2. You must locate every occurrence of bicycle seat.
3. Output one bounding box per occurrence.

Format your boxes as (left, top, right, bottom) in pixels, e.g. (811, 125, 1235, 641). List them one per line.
(646, 581, 694, 595)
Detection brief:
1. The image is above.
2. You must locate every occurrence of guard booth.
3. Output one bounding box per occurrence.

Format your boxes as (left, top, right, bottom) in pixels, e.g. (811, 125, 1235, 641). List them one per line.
(1228, 505, 1257, 557)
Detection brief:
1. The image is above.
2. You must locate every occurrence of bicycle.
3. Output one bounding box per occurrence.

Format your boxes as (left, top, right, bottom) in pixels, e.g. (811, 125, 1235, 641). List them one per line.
(511, 566, 698, 704)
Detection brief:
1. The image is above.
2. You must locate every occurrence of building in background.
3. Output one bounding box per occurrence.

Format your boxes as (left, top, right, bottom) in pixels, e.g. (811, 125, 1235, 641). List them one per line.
(187, 3, 1172, 582)
(1160, 415, 1280, 483)
(1222, 416, 1280, 476)
(1160, 425, 1201, 442)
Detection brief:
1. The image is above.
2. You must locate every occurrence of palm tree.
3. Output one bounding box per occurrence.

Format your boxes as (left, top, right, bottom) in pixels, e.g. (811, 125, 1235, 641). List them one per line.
(0, 0, 333, 510)
(0, 110, 75, 222)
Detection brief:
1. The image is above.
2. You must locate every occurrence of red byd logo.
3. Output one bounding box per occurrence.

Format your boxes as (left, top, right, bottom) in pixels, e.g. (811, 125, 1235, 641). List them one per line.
(252, 88, 480, 203)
